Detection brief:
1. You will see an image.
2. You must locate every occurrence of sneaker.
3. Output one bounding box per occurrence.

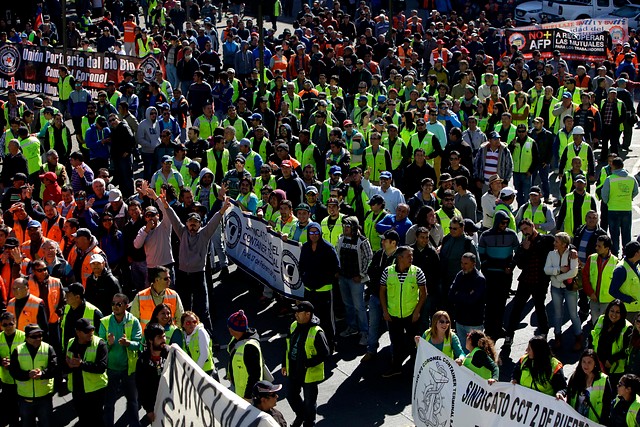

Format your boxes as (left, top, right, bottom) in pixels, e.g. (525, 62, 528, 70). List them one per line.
(359, 333, 368, 346)
(382, 368, 402, 378)
(361, 352, 376, 362)
(339, 327, 358, 338)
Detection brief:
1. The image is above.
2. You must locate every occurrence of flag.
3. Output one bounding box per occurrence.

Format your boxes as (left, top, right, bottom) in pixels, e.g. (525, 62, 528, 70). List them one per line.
(34, 6, 43, 29)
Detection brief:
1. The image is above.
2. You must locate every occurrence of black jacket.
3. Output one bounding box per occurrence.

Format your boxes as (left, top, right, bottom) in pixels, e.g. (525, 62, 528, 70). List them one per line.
(572, 225, 608, 260)
(284, 315, 330, 381)
(85, 269, 122, 316)
(136, 347, 169, 412)
(110, 121, 136, 159)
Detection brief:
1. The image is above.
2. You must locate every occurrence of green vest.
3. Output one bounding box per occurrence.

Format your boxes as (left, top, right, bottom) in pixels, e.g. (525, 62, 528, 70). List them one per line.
(588, 253, 618, 304)
(196, 115, 219, 140)
(274, 217, 298, 237)
(568, 373, 608, 422)
(562, 143, 589, 174)
(154, 170, 181, 194)
(409, 132, 435, 164)
(251, 137, 271, 162)
(511, 137, 535, 173)
(58, 75, 74, 101)
(66, 335, 108, 393)
(284, 94, 302, 118)
(222, 117, 248, 140)
(231, 79, 241, 103)
(321, 214, 344, 247)
(495, 123, 517, 145)
(0, 330, 25, 384)
(494, 203, 516, 231)
(285, 321, 325, 383)
(385, 265, 420, 318)
(196, 184, 220, 211)
(364, 146, 389, 182)
(254, 175, 276, 196)
(462, 346, 493, 379)
(564, 192, 592, 237)
(228, 338, 263, 398)
(619, 260, 640, 313)
(624, 397, 640, 426)
(244, 150, 259, 177)
(137, 38, 151, 57)
(422, 330, 453, 358)
(522, 203, 548, 234)
(436, 208, 462, 235)
(383, 136, 406, 170)
(363, 210, 386, 252)
(518, 355, 562, 396)
(108, 90, 122, 108)
(591, 314, 632, 373)
(600, 99, 624, 131)
(345, 186, 370, 215)
(533, 97, 558, 129)
(16, 342, 54, 398)
(291, 223, 310, 244)
(176, 157, 193, 184)
(20, 136, 42, 174)
(563, 170, 584, 196)
(596, 165, 612, 200)
(295, 143, 318, 171)
(47, 126, 70, 153)
(206, 148, 230, 176)
(61, 302, 98, 350)
(80, 115, 95, 148)
(100, 315, 139, 375)
(606, 174, 636, 211)
(186, 328, 214, 372)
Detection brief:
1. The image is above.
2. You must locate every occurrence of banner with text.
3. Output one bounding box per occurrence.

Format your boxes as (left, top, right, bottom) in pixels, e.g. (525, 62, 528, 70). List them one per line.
(518, 18, 628, 45)
(153, 344, 280, 427)
(506, 28, 608, 60)
(412, 340, 604, 427)
(0, 44, 164, 97)
(223, 202, 304, 299)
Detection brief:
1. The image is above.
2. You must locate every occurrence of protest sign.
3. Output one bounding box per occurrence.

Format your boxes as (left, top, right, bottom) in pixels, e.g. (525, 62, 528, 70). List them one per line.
(153, 344, 280, 427)
(0, 44, 164, 97)
(223, 202, 304, 299)
(412, 340, 604, 427)
(505, 27, 608, 60)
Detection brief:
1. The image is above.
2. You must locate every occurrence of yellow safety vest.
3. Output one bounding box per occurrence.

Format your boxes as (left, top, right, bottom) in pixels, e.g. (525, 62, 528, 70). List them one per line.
(562, 143, 589, 174)
(295, 143, 318, 171)
(511, 137, 535, 173)
(462, 346, 494, 379)
(568, 373, 608, 422)
(606, 174, 636, 211)
(591, 315, 632, 373)
(363, 146, 389, 182)
(285, 321, 325, 383)
(385, 265, 420, 318)
(0, 330, 25, 384)
(363, 210, 386, 252)
(20, 136, 42, 174)
(206, 148, 230, 176)
(195, 115, 219, 140)
(58, 75, 74, 101)
(564, 192, 592, 237)
(186, 328, 214, 372)
(518, 355, 562, 396)
(422, 330, 453, 359)
(436, 208, 462, 235)
(522, 203, 548, 234)
(588, 253, 618, 304)
(15, 341, 54, 398)
(228, 337, 263, 398)
(382, 136, 407, 170)
(61, 302, 98, 350)
(321, 214, 343, 247)
(619, 260, 640, 313)
(66, 335, 108, 393)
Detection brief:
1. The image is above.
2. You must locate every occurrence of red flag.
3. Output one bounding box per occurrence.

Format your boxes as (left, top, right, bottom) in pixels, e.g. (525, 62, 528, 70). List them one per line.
(34, 6, 43, 29)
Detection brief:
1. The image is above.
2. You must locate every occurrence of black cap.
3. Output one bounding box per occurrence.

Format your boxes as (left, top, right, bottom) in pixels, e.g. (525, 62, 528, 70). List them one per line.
(72, 228, 92, 239)
(65, 282, 85, 296)
(13, 173, 28, 182)
(368, 194, 385, 206)
(292, 301, 314, 313)
(25, 324, 44, 336)
(624, 241, 640, 258)
(75, 318, 95, 332)
(463, 218, 480, 233)
(4, 237, 19, 249)
(187, 212, 202, 222)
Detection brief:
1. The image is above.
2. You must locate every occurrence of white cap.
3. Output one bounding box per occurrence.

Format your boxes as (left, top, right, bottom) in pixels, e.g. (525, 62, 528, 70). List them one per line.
(89, 253, 105, 264)
(108, 189, 122, 203)
(572, 126, 585, 135)
(500, 187, 517, 198)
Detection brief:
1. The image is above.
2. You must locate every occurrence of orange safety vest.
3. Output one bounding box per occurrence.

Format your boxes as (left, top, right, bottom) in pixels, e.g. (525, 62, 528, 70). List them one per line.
(7, 294, 44, 331)
(575, 74, 591, 89)
(271, 55, 288, 79)
(12, 221, 27, 245)
(0, 261, 28, 302)
(57, 201, 76, 219)
(28, 276, 62, 324)
(397, 46, 412, 67)
(431, 49, 450, 64)
(42, 217, 65, 244)
(21, 237, 53, 262)
(123, 21, 137, 43)
(0, 275, 6, 306)
(137, 287, 179, 331)
(68, 246, 104, 287)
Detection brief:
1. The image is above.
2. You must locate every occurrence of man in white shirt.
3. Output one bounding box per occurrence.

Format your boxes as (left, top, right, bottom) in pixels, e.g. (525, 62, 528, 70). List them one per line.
(362, 170, 405, 213)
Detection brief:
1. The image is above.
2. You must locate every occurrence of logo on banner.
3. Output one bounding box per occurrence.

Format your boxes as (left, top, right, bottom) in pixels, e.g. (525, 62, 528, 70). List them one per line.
(415, 359, 455, 427)
(508, 32, 526, 49)
(610, 26, 626, 43)
(0, 45, 21, 75)
(226, 211, 242, 249)
(139, 56, 160, 81)
(281, 249, 301, 289)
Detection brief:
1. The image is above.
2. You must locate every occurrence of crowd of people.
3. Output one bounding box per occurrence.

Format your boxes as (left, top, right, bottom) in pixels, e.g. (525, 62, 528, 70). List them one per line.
(2, 0, 640, 426)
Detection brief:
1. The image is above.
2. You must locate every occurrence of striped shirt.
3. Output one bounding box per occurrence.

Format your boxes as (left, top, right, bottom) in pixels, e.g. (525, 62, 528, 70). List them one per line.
(380, 266, 427, 287)
(483, 149, 500, 183)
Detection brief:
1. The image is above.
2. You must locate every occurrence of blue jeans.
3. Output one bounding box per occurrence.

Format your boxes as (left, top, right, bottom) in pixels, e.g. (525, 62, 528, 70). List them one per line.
(513, 172, 532, 206)
(113, 155, 134, 198)
(608, 210, 632, 256)
(455, 323, 483, 354)
(338, 276, 368, 334)
(531, 164, 550, 200)
(367, 294, 385, 354)
(166, 64, 179, 90)
(19, 396, 52, 427)
(551, 286, 582, 336)
(104, 369, 140, 427)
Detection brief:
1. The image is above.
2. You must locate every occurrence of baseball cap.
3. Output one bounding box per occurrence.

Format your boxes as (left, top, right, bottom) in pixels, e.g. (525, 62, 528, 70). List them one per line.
(187, 212, 202, 222)
(329, 165, 342, 176)
(439, 173, 454, 182)
(529, 186, 542, 195)
(27, 220, 41, 229)
(72, 228, 92, 239)
(25, 324, 44, 336)
(343, 120, 353, 127)
(281, 160, 292, 168)
(65, 282, 85, 296)
(305, 186, 319, 194)
(89, 253, 105, 264)
(574, 174, 587, 183)
(108, 189, 122, 203)
(500, 187, 517, 198)
(4, 237, 19, 249)
(253, 380, 282, 397)
(187, 162, 201, 172)
(326, 197, 339, 206)
(488, 131, 500, 139)
(562, 92, 572, 99)
(358, 95, 368, 102)
(292, 301, 314, 313)
(161, 155, 173, 163)
(250, 113, 263, 121)
(368, 194, 385, 206)
(295, 203, 311, 212)
(379, 171, 392, 180)
(75, 318, 95, 332)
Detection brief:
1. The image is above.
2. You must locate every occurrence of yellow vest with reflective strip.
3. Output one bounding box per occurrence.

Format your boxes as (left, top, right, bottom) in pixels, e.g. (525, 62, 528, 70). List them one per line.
(422, 330, 453, 359)
(619, 260, 640, 313)
(195, 115, 219, 140)
(518, 355, 562, 396)
(206, 148, 230, 177)
(564, 192, 592, 237)
(0, 329, 25, 384)
(436, 208, 461, 235)
(364, 146, 389, 182)
(386, 265, 420, 318)
(295, 143, 318, 171)
(16, 341, 54, 398)
(511, 137, 535, 173)
(588, 253, 618, 304)
(382, 135, 407, 170)
(321, 214, 343, 247)
(522, 203, 548, 234)
(592, 314, 631, 373)
(186, 328, 214, 372)
(285, 321, 325, 383)
(228, 337, 263, 398)
(66, 335, 108, 393)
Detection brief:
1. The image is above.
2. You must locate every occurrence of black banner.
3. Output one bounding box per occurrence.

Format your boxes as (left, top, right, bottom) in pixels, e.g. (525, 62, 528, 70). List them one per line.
(0, 44, 165, 97)
(505, 28, 607, 60)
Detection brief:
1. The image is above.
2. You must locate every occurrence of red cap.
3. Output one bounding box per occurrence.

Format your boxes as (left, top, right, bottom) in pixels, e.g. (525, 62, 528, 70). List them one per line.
(281, 160, 292, 168)
(437, 39, 445, 45)
(343, 119, 353, 126)
(39, 171, 57, 181)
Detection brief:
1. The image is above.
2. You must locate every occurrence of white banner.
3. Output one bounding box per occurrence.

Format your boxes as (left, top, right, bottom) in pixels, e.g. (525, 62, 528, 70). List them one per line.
(223, 202, 304, 298)
(412, 340, 604, 427)
(518, 18, 628, 44)
(153, 344, 280, 427)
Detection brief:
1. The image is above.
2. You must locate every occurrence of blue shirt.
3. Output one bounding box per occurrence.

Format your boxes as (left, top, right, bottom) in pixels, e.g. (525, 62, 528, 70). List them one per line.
(610, 258, 640, 304)
(375, 214, 413, 244)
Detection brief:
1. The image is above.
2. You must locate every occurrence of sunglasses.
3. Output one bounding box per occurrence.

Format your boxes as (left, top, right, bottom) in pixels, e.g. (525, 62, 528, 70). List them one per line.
(2, 322, 15, 327)
(438, 319, 450, 324)
(184, 320, 196, 326)
(29, 334, 43, 339)
(111, 301, 125, 307)
(308, 231, 320, 235)
(160, 277, 170, 281)
(449, 157, 459, 161)
(145, 213, 157, 218)
(443, 198, 455, 202)
(34, 268, 47, 272)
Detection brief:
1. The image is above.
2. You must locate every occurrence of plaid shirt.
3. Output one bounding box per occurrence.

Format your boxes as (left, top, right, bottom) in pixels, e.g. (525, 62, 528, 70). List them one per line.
(602, 100, 615, 126)
(513, 233, 556, 285)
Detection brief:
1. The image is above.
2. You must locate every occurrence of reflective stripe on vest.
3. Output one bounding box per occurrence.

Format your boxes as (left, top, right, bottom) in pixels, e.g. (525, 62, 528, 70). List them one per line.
(295, 143, 317, 172)
(321, 214, 343, 247)
(285, 321, 325, 383)
(100, 315, 139, 375)
(8, 294, 43, 332)
(187, 328, 213, 372)
(364, 146, 389, 182)
(523, 203, 548, 234)
(16, 341, 53, 398)
(66, 335, 108, 392)
(588, 253, 618, 304)
(28, 277, 62, 324)
(0, 329, 25, 384)
(564, 192, 592, 237)
(518, 355, 562, 396)
(137, 287, 178, 331)
(385, 265, 420, 319)
(619, 260, 640, 313)
(61, 302, 98, 350)
(512, 137, 534, 173)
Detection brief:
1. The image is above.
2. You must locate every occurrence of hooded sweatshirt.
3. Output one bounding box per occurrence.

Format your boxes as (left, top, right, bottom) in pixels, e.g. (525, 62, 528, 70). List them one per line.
(195, 167, 221, 213)
(227, 329, 262, 399)
(477, 210, 520, 272)
(299, 222, 340, 290)
(136, 107, 161, 154)
(336, 216, 373, 281)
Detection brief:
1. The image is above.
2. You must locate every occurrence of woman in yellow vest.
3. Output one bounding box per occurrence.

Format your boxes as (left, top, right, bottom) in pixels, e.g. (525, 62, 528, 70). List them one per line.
(591, 299, 632, 388)
(462, 330, 499, 382)
(181, 311, 216, 377)
(417, 311, 464, 364)
(557, 349, 612, 424)
(610, 373, 640, 426)
(150, 303, 183, 348)
(509, 93, 530, 127)
(512, 336, 566, 397)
